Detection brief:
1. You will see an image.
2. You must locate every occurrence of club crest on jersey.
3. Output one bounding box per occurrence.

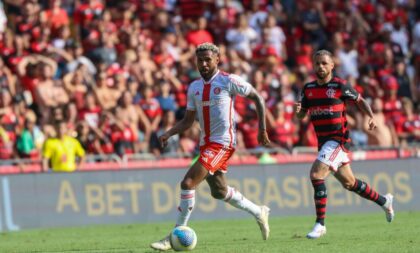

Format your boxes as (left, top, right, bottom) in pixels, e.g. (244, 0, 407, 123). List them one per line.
(326, 88, 336, 98)
(195, 91, 200, 96)
(214, 87, 221, 94)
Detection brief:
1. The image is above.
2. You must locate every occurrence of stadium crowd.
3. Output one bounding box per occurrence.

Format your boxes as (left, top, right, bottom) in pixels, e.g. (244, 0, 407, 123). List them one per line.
(0, 0, 419, 161)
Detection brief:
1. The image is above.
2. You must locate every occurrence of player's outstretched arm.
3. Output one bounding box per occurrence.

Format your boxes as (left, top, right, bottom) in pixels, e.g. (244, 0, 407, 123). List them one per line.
(246, 88, 271, 146)
(159, 110, 196, 148)
(355, 96, 377, 130)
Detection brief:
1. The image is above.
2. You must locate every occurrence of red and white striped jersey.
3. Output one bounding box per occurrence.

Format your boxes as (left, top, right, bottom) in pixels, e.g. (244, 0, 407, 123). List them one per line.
(186, 70, 253, 147)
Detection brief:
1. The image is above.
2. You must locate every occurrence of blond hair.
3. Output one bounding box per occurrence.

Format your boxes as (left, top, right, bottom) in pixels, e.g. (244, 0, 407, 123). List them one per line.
(196, 43, 220, 55)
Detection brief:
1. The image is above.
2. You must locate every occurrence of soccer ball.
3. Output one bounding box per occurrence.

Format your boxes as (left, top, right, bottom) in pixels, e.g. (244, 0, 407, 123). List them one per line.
(170, 226, 197, 251)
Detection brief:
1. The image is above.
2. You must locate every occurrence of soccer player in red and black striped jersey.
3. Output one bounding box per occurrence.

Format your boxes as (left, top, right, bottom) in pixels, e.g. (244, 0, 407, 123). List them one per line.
(295, 50, 395, 239)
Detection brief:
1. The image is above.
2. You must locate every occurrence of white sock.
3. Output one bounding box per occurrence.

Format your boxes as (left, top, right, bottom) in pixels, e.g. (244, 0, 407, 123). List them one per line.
(176, 189, 195, 226)
(224, 186, 261, 218)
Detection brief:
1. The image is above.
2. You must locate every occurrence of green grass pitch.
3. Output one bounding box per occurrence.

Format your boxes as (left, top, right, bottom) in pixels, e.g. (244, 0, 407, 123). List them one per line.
(1, 211, 419, 253)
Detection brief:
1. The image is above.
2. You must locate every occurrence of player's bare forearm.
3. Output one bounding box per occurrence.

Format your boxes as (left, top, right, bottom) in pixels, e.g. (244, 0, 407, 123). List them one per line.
(165, 110, 196, 137)
(247, 89, 267, 130)
(356, 96, 374, 118)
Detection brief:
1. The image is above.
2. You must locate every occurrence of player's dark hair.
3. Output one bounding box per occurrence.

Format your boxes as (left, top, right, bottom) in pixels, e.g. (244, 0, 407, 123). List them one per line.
(312, 49, 333, 60)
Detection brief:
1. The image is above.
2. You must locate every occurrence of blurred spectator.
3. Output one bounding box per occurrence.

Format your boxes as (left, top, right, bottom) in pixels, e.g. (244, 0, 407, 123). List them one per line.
(237, 108, 260, 150)
(226, 13, 258, 60)
(185, 16, 213, 47)
(399, 97, 420, 144)
(0, 89, 17, 159)
(394, 59, 415, 100)
(139, 86, 163, 132)
(0, 0, 418, 162)
(267, 101, 297, 151)
(0, 58, 16, 95)
(0, 1, 6, 33)
(78, 92, 101, 128)
(301, 1, 327, 50)
(156, 79, 177, 112)
(42, 120, 85, 172)
(382, 76, 404, 127)
(336, 38, 359, 80)
(35, 63, 69, 124)
(93, 72, 119, 110)
(150, 110, 180, 157)
(115, 90, 151, 153)
(42, 0, 69, 36)
(16, 111, 44, 158)
(363, 98, 397, 147)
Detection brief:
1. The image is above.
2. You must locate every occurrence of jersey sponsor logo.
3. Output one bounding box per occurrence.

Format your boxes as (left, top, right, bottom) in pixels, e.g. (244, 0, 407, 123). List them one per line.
(311, 107, 334, 116)
(307, 84, 316, 88)
(201, 99, 227, 106)
(326, 88, 336, 98)
(214, 87, 221, 94)
(327, 83, 338, 88)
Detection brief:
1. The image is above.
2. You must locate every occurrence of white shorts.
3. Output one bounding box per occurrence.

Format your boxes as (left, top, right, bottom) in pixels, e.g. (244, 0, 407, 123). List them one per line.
(317, 140, 350, 171)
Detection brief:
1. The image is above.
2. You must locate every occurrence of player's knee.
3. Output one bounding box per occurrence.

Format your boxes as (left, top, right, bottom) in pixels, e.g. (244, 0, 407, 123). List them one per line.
(180, 178, 195, 190)
(210, 188, 226, 199)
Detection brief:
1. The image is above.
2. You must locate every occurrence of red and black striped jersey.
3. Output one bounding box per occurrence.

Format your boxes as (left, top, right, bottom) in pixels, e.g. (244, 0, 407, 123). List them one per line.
(300, 77, 360, 150)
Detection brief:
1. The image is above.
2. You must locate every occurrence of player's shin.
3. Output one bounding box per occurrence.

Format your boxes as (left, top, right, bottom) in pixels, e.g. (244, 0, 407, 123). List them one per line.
(312, 179, 327, 225)
(224, 186, 261, 217)
(176, 189, 196, 226)
(350, 179, 386, 206)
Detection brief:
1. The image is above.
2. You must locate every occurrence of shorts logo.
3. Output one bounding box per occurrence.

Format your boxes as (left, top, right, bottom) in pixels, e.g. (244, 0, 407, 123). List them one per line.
(214, 87, 221, 94)
(326, 88, 336, 98)
(203, 149, 215, 159)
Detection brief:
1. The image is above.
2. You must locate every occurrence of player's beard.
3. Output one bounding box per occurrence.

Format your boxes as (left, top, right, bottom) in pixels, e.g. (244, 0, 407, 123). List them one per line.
(316, 70, 329, 80)
(199, 67, 214, 80)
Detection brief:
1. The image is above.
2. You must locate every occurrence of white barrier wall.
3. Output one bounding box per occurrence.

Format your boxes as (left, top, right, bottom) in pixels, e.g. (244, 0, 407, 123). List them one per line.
(0, 158, 417, 231)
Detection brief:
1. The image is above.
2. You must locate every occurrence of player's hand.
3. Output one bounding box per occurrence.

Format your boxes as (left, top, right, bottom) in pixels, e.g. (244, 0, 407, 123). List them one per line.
(294, 102, 302, 113)
(258, 129, 271, 147)
(158, 133, 171, 148)
(368, 117, 377, 130)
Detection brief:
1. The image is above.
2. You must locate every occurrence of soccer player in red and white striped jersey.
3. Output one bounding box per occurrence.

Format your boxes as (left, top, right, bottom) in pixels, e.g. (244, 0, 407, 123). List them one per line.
(295, 50, 395, 239)
(151, 43, 271, 251)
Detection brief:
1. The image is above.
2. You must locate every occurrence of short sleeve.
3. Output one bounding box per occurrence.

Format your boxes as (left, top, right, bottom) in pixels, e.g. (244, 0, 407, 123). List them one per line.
(42, 139, 53, 159)
(74, 139, 85, 157)
(186, 83, 197, 111)
(229, 74, 253, 97)
(341, 83, 360, 101)
(300, 87, 309, 109)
